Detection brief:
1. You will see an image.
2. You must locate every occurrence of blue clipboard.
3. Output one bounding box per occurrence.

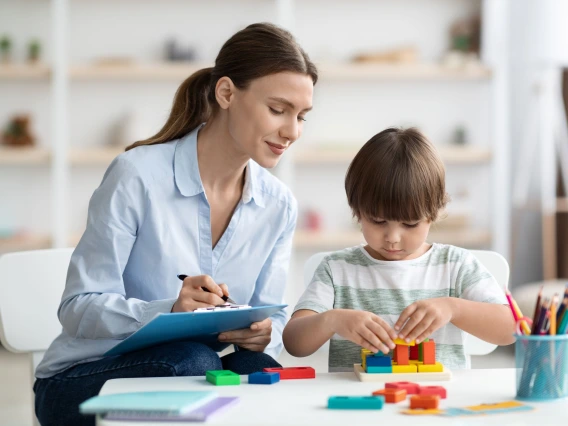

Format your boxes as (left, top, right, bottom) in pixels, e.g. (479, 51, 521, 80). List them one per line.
(105, 304, 287, 357)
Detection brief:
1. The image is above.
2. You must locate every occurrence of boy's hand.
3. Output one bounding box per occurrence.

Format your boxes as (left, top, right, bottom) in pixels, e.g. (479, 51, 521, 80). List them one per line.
(395, 297, 455, 344)
(218, 318, 272, 352)
(328, 309, 397, 354)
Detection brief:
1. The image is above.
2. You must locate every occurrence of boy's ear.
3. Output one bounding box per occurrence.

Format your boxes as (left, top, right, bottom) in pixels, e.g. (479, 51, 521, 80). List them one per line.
(215, 76, 235, 110)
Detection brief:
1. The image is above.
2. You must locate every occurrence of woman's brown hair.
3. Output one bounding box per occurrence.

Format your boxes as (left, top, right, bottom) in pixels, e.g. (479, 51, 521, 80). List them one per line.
(126, 23, 318, 151)
(345, 127, 449, 223)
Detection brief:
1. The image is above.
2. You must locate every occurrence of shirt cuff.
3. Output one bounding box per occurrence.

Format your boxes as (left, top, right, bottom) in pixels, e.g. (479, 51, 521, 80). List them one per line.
(141, 298, 177, 325)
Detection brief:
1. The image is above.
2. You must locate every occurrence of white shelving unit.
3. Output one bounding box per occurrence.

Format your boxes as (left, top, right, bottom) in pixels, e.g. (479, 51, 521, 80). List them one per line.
(0, 0, 511, 265)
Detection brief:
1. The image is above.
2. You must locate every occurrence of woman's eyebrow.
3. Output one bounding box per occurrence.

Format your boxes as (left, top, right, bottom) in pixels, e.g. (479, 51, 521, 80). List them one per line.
(268, 96, 312, 112)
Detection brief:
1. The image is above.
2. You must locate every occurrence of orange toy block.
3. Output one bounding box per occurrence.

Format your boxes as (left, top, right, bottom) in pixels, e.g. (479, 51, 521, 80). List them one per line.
(422, 340, 436, 365)
(372, 388, 407, 403)
(418, 385, 447, 399)
(409, 344, 419, 360)
(385, 381, 420, 394)
(410, 395, 440, 410)
(393, 345, 409, 365)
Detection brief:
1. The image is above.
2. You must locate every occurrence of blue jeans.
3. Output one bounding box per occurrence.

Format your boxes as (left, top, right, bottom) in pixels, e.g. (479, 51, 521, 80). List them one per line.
(33, 341, 281, 426)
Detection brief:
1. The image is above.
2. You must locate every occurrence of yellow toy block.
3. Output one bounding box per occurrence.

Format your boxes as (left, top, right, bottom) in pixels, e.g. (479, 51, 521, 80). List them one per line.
(361, 349, 372, 369)
(393, 338, 416, 346)
(401, 409, 444, 415)
(392, 364, 418, 373)
(417, 362, 444, 373)
(409, 360, 421, 365)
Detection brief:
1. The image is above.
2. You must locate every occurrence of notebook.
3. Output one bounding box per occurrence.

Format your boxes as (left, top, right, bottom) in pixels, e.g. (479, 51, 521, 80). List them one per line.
(105, 304, 287, 356)
(79, 391, 217, 416)
(104, 396, 239, 422)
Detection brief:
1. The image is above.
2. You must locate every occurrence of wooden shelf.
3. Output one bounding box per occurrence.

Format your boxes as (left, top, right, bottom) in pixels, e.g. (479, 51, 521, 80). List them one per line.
(70, 62, 212, 80)
(0, 147, 50, 165)
(0, 64, 50, 80)
(318, 62, 492, 81)
(67, 62, 491, 81)
(293, 145, 491, 165)
(69, 147, 124, 166)
(294, 229, 491, 250)
(0, 234, 51, 253)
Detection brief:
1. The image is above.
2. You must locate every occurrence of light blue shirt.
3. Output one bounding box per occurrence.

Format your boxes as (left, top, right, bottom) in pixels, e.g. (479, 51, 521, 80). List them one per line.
(36, 125, 297, 378)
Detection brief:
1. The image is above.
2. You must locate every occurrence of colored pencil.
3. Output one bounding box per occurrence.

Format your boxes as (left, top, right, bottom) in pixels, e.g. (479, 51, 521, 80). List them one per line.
(530, 285, 544, 335)
(550, 295, 558, 335)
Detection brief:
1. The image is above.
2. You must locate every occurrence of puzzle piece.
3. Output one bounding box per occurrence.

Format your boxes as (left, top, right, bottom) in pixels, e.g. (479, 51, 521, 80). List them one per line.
(206, 370, 240, 386)
(263, 367, 315, 379)
(328, 396, 384, 410)
(417, 362, 443, 373)
(386, 381, 420, 394)
(248, 372, 280, 385)
(410, 394, 440, 410)
(372, 388, 407, 403)
(422, 340, 436, 365)
(418, 385, 446, 399)
(393, 338, 416, 346)
(392, 363, 418, 373)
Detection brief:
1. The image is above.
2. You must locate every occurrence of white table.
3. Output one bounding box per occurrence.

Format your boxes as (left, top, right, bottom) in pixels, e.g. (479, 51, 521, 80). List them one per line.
(97, 368, 568, 426)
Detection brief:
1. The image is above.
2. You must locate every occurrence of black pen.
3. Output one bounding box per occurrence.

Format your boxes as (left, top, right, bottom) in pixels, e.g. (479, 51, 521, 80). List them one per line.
(177, 274, 236, 304)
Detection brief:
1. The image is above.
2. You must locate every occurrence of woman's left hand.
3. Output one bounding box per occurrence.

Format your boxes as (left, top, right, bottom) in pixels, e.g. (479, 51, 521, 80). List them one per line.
(394, 297, 455, 344)
(218, 318, 272, 352)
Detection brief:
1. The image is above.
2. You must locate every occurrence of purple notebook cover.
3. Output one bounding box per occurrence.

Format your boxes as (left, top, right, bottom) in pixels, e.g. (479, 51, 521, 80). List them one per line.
(104, 397, 239, 422)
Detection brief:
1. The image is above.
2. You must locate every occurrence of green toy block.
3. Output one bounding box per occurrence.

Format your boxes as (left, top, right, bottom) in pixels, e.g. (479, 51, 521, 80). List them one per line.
(328, 396, 384, 410)
(206, 370, 240, 386)
(366, 366, 393, 374)
(418, 342, 423, 362)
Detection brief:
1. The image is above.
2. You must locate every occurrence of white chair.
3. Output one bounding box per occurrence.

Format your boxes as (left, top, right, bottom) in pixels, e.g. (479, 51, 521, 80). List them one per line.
(0, 248, 73, 426)
(303, 250, 509, 360)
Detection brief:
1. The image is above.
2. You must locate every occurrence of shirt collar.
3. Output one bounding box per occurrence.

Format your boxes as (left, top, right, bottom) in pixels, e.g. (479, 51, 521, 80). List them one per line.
(174, 124, 265, 208)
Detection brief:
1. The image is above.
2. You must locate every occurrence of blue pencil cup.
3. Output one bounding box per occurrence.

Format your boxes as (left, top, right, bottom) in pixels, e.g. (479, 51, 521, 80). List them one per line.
(515, 334, 568, 401)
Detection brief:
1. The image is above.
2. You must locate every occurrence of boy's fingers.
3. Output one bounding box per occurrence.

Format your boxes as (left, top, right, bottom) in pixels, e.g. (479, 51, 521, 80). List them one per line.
(373, 316, 398, 341)
(395, 304, 417, 331)
(368, 322, 396, 350)
(354, 334, 379, 354)
(398, 310, 426, 341)
(405, 318, 434, 343)
(359, 328, 390, 354)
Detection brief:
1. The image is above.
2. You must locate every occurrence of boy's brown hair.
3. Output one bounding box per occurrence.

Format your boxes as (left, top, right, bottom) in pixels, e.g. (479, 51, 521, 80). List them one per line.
(345, 127, 449, 223)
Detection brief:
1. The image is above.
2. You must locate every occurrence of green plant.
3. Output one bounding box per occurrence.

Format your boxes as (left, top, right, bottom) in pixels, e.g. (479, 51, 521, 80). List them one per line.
(0, 35, 12, 53)
(28, 39, 41, 61)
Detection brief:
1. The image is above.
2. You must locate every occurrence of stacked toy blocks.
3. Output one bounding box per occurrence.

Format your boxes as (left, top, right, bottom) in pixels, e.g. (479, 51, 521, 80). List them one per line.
(357, 338, 447, 381)
(207, 366, 314, 387)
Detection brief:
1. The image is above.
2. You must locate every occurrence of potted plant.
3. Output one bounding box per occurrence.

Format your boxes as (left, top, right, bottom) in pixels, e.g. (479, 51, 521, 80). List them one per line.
(0, 35, 12, 63)
(28, 39, 41, 63)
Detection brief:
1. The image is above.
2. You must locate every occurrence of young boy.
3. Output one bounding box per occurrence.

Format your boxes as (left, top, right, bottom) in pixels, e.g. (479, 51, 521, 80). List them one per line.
(283, 127, 515, 371)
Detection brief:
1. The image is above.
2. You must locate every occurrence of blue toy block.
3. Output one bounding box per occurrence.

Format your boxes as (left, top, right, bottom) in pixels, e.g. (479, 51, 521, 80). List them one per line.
(248, 372, 280, 385)
(328, 396, 384, 410)
(366, 366, 393, 374)
(366, 355, 392, 367)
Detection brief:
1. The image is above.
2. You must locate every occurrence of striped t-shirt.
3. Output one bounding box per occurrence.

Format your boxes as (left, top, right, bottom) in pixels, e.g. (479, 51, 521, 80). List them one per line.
(293, 243, 507, 371)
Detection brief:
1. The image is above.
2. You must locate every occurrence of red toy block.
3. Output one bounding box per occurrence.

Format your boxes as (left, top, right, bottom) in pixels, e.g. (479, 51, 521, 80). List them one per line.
(385, 381, 420, 394)
(410, 394, 440, 410)
(263, 367, 315, 380)
(409, 344, 419, 360)
(393, 345, 409, 365)
(422, 340, 436, 365)
(418, 386, 447, 399)
(372, 388, 407, 403)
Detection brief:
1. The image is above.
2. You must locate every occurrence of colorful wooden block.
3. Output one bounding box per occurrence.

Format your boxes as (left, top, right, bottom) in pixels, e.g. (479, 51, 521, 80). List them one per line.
(366, 366, 393, 374)
(328, 396, 384, 410)
(385, 381, 420, 394)
(248, 372, 280, 385)
(417, 362, 443, 373)
(401, 408, 444, 415)
(371, 388, 407, 403)
(393, 345, 409, 365)
(361, 349, 373, 369)
(263, 367, 315, 379)
(418, 385, 446, 399)
(366, 354, 392, 367)
(206, 370, 240, 386)
(410, 394, 440, 410)
(392, 364, 418, 373)
(422, 340, 436, 365)
(393, 338, 416, 346)
(409, 344, 419, 360)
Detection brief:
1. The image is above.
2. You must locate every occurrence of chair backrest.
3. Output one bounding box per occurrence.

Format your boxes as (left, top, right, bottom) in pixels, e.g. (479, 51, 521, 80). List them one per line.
(303, 249, 509, 357)
(0, 248, 73, 353)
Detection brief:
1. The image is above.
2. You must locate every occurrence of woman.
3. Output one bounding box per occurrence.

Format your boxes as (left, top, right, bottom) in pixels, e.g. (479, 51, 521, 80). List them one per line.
(34, 22, 317, 426)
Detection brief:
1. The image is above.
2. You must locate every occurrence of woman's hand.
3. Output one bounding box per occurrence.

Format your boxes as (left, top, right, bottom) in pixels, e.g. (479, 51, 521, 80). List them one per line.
(329, 309, 397, 354)
(218, 318, 272, 352)
(171, 275, 229, 312)
(394, 297, 455, 344)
